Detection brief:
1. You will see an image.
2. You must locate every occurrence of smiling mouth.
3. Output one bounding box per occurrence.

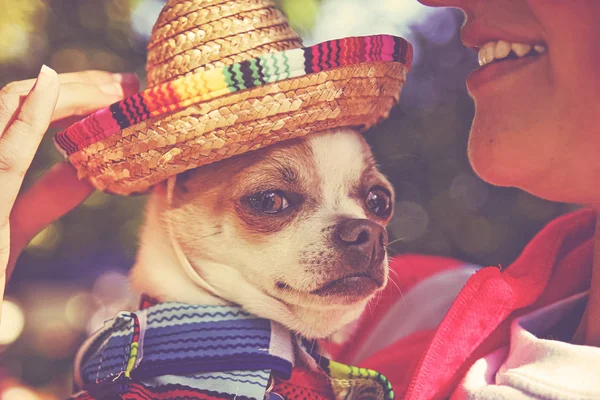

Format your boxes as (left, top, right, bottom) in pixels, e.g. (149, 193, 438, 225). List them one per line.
(467, 39, 547, 92)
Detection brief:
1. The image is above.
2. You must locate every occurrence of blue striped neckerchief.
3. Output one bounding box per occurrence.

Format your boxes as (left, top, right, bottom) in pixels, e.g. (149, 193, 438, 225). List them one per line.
(73, 300, 298, 400)
(73, 297, 395, 400)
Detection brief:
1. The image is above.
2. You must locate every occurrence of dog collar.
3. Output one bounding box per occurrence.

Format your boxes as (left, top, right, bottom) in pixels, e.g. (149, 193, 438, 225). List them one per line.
(73, 297, 395, 400)
(74, 301, 294, 399)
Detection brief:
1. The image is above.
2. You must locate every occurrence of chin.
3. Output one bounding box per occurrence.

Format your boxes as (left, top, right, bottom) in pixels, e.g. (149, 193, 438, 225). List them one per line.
(467, 107, 549, 188)
(467, 117, 600, 206)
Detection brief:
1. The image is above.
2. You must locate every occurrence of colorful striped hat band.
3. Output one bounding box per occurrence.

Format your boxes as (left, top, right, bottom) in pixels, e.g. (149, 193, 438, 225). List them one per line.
(55, 35, 411, 157)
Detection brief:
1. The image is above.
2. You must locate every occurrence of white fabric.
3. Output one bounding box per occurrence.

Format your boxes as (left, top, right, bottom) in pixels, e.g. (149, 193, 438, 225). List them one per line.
(452, 291, 600, 400)
(351, 265, 480, 364)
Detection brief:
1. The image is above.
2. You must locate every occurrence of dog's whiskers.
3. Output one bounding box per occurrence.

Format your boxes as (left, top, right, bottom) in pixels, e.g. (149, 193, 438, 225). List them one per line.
(179, 230, 224, 246)
(385, 236, 408, 256)
(387, 268, 405, 304)
(386, 236, 407, 248)
(366, 300, 375, 317)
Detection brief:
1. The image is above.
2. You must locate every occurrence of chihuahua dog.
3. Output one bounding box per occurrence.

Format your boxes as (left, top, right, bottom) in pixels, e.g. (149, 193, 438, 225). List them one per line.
(130, 128, 394, 339)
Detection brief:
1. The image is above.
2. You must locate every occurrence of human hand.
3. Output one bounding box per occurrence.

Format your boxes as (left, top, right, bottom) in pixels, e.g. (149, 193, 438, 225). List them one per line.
(0, 66, 139, 315)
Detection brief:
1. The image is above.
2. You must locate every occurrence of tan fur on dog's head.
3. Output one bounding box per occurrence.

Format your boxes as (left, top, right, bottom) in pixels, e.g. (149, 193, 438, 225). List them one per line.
(131, 128, 394, 338)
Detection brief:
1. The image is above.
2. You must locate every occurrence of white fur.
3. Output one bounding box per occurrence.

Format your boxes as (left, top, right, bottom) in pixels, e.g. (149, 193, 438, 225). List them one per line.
(131, 129, 391, 338)
(310, 131, 370, 219)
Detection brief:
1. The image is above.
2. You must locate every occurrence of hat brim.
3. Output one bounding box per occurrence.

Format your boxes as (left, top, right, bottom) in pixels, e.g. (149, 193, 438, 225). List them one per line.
(55, 35, 412, 195)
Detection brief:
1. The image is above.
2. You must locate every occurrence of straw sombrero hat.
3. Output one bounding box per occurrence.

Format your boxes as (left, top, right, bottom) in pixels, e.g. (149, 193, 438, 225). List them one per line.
(55, 0, 413, 195)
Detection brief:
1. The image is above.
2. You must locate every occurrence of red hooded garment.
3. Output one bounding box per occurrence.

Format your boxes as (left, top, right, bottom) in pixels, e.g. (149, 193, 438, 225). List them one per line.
(326, 209, 596, 400)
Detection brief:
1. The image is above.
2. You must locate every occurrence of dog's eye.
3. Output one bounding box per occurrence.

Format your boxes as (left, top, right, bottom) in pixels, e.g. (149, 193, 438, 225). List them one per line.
(366, 187, 392, 218)
(248, 191, 290, 214)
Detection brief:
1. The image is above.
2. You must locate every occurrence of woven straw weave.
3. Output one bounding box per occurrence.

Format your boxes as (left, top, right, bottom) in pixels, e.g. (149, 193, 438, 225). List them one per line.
(60, 0, 411, 195)
(146, 0, 302, 86)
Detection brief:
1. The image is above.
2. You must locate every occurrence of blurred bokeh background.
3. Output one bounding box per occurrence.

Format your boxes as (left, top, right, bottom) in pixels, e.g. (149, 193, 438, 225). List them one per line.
(0, 0, 574, 398)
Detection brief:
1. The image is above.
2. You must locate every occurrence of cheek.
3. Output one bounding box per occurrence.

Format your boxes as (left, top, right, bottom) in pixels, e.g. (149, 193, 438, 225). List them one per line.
(529, 1, 600, 115)
(174, 208, 228, 259)
(234, 216, 338, 279)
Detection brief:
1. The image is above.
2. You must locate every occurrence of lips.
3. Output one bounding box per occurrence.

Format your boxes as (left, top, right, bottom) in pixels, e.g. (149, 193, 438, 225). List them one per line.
(311, 272, 383, 297)
(460, 22, 543, 53)
(467, 53, 545, 93)
(461, 24, 548, 93)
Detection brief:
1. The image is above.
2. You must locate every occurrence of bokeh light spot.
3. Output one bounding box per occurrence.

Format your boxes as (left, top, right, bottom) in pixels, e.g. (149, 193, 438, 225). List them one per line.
(25, 222, 63, 255)
(92, 271, 129, 300)
(419, 10, 459, 45)
(389, 201, 430, 242)
(0, 300, 25, 346)
(131, 0, 165, 41)
(450, 173, 490, 213)
(82, 191, 113, 209)
(64, 293, 96, 332)
(0, 24, 31, 63)
(50, 48, 90, 73)
(1, 386, 41, 400)
(33, 321, 78, 359)
(281, 0, 319, 33)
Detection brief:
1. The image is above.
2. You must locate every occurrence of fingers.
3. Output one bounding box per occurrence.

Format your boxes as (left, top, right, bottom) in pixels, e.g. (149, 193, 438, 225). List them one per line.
(0, 70, 140, 125)
(0, 66, 59, 304)
(7, 162, 94, 280)
(51, 75, 139, 122)
(0, 67, 139, 301)
(0, 66, 59, 209)
(0, 70, 138, 95)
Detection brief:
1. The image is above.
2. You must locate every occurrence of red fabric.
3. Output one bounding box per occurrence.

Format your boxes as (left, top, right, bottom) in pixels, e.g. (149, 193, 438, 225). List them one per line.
(324, 255, 465, 362)
(273, 368, 335, 400)
(408, 209, 594, 400)
(325, 210, 596, 400)
(359, 328, 437, 397)
(346, 209, 595, 400)
(71, 383, 238, 400)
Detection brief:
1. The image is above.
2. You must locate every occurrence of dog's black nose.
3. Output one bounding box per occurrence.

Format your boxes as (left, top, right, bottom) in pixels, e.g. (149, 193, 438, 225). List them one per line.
(336, 218, 388, 270)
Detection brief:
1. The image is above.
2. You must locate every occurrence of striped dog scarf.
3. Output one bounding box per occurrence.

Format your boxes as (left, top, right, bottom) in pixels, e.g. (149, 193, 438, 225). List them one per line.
(71, 300, 394, 400)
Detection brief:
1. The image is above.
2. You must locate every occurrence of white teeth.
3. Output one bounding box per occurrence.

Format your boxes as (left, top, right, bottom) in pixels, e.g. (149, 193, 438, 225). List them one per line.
(511, 43, 532, 57)
(478, 48, 486, 67)
(478, 40, 546, 67)
(479, 42, 496, 66)
(494, 40, 511, 59)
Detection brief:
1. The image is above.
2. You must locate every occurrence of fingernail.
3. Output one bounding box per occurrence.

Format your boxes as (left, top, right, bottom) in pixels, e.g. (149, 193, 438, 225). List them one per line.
(35, 64, 57, 90)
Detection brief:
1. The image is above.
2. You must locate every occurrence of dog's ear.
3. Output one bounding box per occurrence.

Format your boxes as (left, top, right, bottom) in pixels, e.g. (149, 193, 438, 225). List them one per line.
(175, 169, 195, 194)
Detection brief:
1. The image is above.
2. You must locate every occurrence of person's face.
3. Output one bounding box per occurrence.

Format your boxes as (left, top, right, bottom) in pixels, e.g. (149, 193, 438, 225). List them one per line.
(419, 0, 600, 206)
